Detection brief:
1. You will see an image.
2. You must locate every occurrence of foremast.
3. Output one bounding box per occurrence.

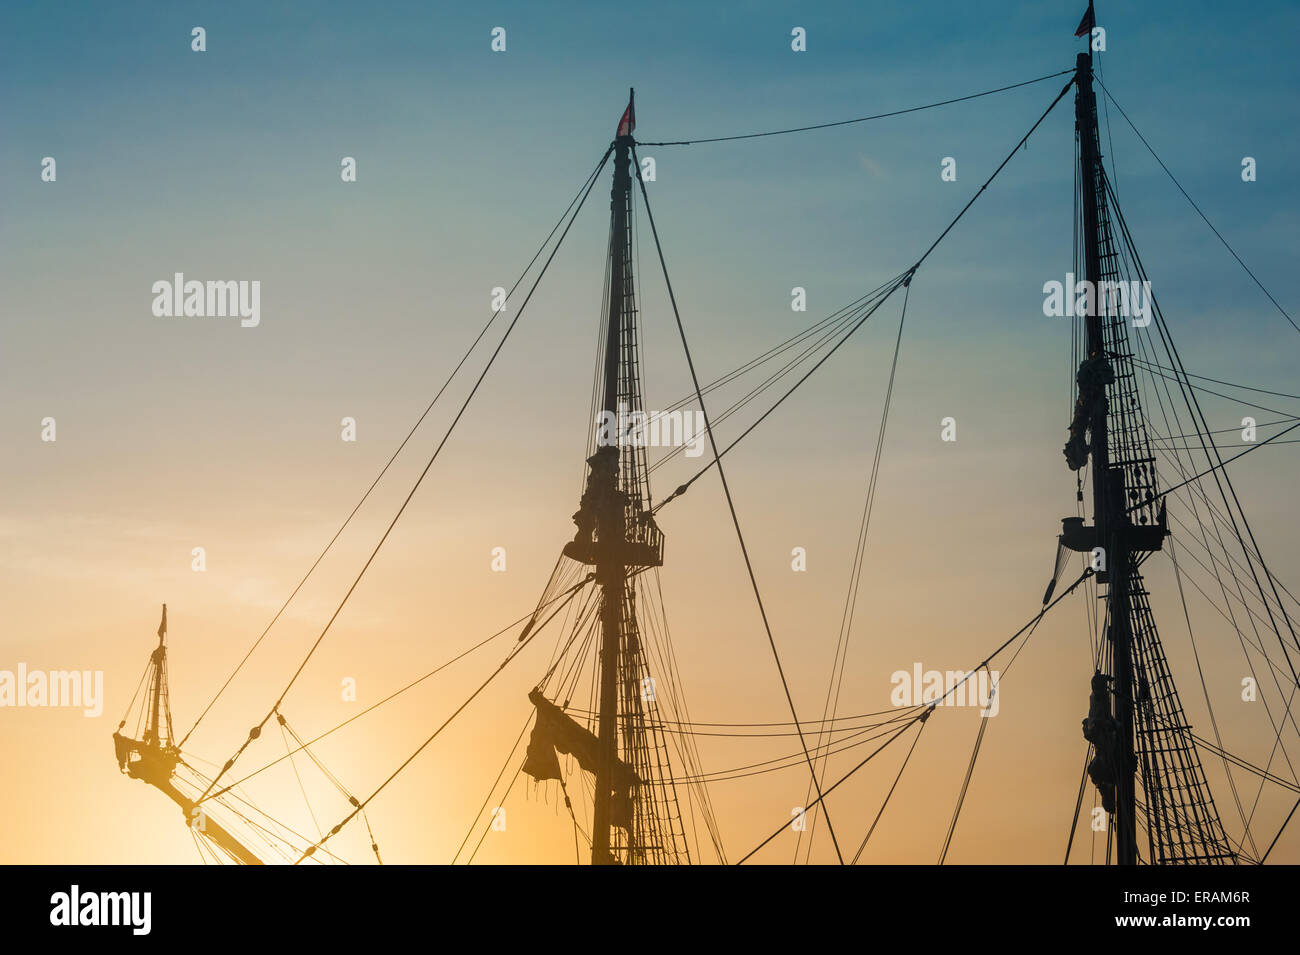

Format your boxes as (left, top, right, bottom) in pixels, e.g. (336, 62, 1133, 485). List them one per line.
(112, 605, 264, 865)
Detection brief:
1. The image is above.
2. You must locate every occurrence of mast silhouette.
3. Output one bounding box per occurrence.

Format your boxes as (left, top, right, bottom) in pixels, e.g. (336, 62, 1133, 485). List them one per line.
(1067, 24, 1233, 864)
(1074, 43, 1141, 865)
(558, 89, 671, 864)
(113, 606, 264, 865)
(591, 100, 635, 866)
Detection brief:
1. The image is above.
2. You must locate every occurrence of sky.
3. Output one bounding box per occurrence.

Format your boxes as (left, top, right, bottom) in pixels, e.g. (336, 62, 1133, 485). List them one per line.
(1, 0, 1298, 865)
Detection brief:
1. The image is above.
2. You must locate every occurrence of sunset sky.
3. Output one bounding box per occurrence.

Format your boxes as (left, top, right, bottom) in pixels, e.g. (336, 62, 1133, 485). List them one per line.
(2, 0, 1298, 864)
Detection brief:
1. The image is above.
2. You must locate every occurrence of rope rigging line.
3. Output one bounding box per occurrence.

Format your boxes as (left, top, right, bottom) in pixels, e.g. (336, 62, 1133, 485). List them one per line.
(291, 569, 598, 862)
(1166, 495, 1300, 624)
(1137, 388, 1298, 688)
(650, 274, 910, 513)
(648, 283, 901, 479)
(738, 718, 919, 864)
(1164, 537, 1300, 694)
(1105, 171, 1300, 679)
(1153, 439, 1300, 454)
(799, 279, 912, 863)
(1138, 385, 1296, 680)
(1150, 528, 1300, 796)
(1261, 796, 1300, 863)
(1065, 746, 1093, 864)
(118, 662, 150, 726)
(1131, 356, 1300, 403)
(650, 276, 902, 425)
(1174, 724, 1300, 796)
(1137, 366, 1300, 420)
(466, 764, 527, 865)
(1139, 383, 1300, 632)
(534, 582, 605, 697)
(668, 709, 930, 785)
(938, 677, 993, 865)
(278, 714, 324, 846)
(1136, 405, 1300, 503)
(1095, 78, 1299, 338)
(1109, 185, 1300, 859)
(277, 711, 385, 863)
(938, 602, 1043, 864)
(178, 763, 322, 861)
(558, 702, 933, 730)
(179, 148, 614, 750)
(196, 146, 615, 806)
(188, 826, 212, 865)
(555, 771, 589, 864)
(451, 714, 533, 864)
(633, 566, 728, 861)
(1163, 477, 1300, 638)
(653, 76, 1076, 518)
(634, 68, 1074, 146)
(850, 713, 929, 865)
(635, 715, 918, 740)
(736, 567, 1094, 863)
(632, 142, 847, 864)
(913, 75, 1076, 272)
(1167, 532, 1264, 858)
(208, 571, 594, 801)
(175, 759, 349, 864)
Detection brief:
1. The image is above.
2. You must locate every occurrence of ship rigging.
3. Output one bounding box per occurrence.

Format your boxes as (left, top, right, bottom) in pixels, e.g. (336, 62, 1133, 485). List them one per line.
(114, 4, 1300, 865)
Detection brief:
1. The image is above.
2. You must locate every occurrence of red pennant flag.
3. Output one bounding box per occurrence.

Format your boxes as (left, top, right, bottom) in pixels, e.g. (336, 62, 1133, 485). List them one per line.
(1074, 2, 1095, 37)
(617, 94, 635, 137)
(157, 604, 167, 638)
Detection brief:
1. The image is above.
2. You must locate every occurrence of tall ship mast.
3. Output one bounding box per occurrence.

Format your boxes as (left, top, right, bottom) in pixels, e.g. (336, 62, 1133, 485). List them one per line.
(529, 91, 692, 864)
(1065, 37, 1235, 863)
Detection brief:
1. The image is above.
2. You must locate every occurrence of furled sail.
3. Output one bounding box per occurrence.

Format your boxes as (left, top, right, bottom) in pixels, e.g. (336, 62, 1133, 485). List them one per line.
(523, 689, 638, 829)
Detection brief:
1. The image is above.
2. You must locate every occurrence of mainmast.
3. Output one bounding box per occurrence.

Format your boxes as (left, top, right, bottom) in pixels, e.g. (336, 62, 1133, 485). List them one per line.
(558, 89, 669, 864)
(591, 95, 636, 866)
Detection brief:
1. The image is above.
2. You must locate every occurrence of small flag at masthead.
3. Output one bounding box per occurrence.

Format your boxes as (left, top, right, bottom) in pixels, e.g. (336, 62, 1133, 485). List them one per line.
(1074, 1, 1096, 38)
